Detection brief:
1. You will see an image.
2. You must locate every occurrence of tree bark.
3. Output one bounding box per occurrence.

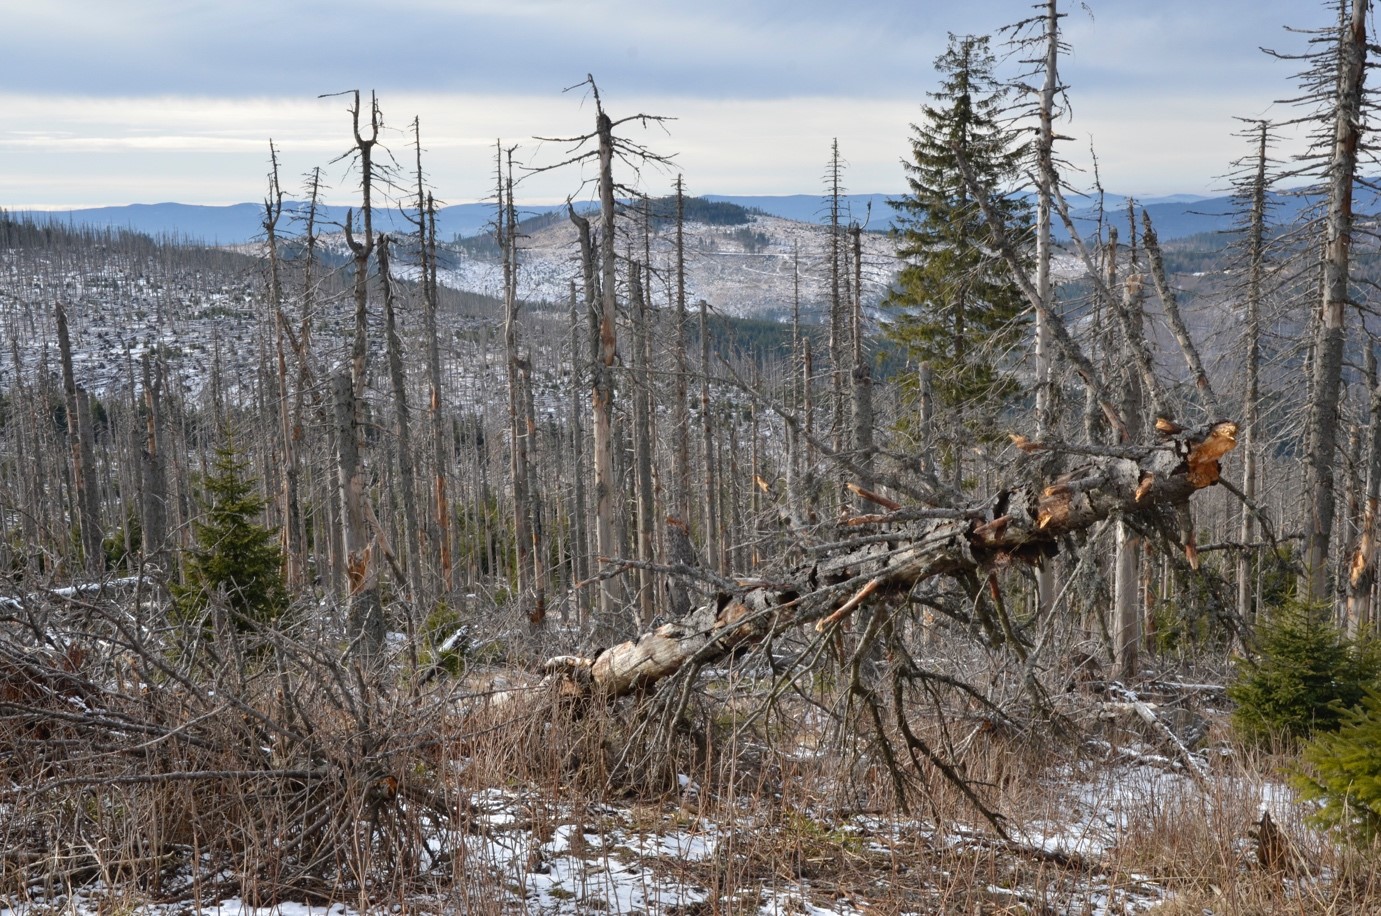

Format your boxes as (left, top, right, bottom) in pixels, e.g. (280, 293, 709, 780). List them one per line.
(592, 107, 627, 637)
(139, 353, 167, 575)
(567, 281, 590, 623)
(1228, 121, 1272, 630)
(56, 301, 103, 577)
(1348, 349, 1381, 634)
(699, 299, 720, 574)
(378, 235, 423, 604)
(1305, 0, 1368, 602)
(338, 90, 384, 662)
(499, 153, 537, 627)
(673, 178, 692, 528)
(1032, 0, 1063, 616)
(630, 262, 657, 625)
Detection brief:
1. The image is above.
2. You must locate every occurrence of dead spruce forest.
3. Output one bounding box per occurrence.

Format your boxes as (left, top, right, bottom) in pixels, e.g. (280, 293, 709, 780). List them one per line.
(7, 5, 1381, 915)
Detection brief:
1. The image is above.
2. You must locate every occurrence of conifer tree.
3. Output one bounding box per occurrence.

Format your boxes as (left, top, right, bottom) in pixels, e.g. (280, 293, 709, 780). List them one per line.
(173, 437, 288, 629)
(1297, 687, 1381, 844)
(886, 34, 1032, 442)
(1228, 599, 1378, 746)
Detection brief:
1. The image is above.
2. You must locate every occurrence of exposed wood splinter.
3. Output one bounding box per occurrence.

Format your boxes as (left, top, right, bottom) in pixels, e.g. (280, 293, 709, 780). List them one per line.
(1155, 416, 1184, 437)
(1135, 472, 1155, 503)
(847, 482, 902, 511)
(972, 515, 1011, 544)
(815, 577, 883, 632)
(1186, 421, 1238, 488)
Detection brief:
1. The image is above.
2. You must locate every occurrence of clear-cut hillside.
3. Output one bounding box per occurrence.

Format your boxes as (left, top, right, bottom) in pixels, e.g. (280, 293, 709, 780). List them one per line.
(433, 211, 902, 321)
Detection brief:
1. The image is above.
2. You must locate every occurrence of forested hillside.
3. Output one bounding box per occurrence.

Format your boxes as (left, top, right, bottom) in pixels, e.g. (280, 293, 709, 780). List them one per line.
(4, 3, 1381, 915)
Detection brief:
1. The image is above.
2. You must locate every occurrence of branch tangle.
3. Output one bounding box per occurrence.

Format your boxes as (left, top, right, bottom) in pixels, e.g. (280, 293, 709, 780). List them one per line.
(546, 421, 1239, 697)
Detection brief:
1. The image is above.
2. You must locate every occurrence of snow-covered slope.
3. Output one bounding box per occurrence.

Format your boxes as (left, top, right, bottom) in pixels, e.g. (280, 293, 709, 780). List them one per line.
(435, 212, 901, 321)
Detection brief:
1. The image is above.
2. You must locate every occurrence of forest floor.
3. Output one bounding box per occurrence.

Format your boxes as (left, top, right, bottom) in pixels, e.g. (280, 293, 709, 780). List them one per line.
(2, 684, 1374, 916)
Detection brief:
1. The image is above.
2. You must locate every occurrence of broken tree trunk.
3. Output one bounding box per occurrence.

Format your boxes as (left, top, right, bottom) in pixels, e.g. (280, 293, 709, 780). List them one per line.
(545, 420, 1238, 698)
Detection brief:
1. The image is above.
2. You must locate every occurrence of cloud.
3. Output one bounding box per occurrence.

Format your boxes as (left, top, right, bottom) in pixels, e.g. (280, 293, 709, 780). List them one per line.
(0, 0, 1330, 208)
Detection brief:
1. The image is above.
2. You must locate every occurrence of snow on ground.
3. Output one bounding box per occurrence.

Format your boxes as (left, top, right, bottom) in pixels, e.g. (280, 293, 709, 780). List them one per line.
(0, 757, 1317, 916)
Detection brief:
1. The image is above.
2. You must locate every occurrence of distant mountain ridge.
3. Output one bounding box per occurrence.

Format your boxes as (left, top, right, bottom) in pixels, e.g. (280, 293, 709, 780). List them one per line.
(10, 190, 1319, 246)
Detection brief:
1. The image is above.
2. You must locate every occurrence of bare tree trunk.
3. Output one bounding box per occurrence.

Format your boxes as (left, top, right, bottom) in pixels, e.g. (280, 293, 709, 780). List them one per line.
(521, 353, 546, 630)
(1141, 211, 1220, 415)
(826, 140, 848, 506)
(56, 301, 103, 577)
(1305, 0, 1368, 603)
(263, 145, 305, 591)
(338, 90, 384, 662)
(918, 362, 935, 481)
(786, 242, 804, 525)
(592, 109, 628, 636)
(499, 150, 537, 627)
(1113, 254, 1147, 679)
(699, 299, 720, 574)
(567, 281, 590, 623)
(378, 235, 423, 607)
(334, 371, 381, 656)
(411, 122, 453, 599)
(1238, 123, 1268, 628)
(139, 353, 167, 575)
(297, 168, 325, 594)
(630, 261, 657, 624)
(673, 178, 692, 528)
(1032, 0, 1063, 616)
(850, 222, 874, 506)
(1348, 348, 1381, 634)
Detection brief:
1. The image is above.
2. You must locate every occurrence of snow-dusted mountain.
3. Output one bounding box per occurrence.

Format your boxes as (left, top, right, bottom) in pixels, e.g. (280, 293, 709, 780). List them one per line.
(433, 210, 900, 321)
(12, 189, 1263, 250)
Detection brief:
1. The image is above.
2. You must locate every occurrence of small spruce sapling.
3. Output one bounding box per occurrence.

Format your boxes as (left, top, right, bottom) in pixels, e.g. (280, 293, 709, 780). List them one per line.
(1228, 599, 1379, 747)
(173, 437, 288, 630)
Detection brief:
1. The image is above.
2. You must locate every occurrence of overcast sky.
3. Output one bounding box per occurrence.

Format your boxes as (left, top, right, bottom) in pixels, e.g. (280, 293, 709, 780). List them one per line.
(0, 0, 1337, 210)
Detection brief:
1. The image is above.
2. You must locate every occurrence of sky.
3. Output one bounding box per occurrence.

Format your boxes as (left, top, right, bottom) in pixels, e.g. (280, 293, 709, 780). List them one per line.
(0, 0, 1337, 211)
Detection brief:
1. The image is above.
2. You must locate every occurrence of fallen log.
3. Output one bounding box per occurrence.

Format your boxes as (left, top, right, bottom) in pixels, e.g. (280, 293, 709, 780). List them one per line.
(546, 421, 1238, 698)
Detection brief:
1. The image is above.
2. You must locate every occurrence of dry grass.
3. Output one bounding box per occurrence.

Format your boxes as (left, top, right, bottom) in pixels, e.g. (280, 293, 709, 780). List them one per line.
(4, 593, 1378, 915)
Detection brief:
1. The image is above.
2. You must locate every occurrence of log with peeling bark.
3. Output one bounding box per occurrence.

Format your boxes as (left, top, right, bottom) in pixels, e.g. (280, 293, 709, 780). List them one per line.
(545, 420, 1239, 698)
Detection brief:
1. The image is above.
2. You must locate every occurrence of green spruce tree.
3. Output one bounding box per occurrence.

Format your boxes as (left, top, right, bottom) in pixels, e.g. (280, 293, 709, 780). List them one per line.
(1228, 600, 1379, 747)
(1297, 687, 1381, 845)
(885, 34, 1032, 453)
(173, 436, 288, 630)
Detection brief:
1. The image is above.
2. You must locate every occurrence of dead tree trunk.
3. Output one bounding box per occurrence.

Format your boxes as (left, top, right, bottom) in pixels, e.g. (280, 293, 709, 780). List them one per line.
(567, 280, 591, 623)
(1305, 0, 1368, 602)
(498, 149, 538, 628)
(673, 178, 692, 529)
(297, 168, 326, 594)
(630, 261, 657, 625)
(337, 90, 384, 662)
(139, 353, 167, 576)
(263, 144, 305, 591)
(850, 221, 874, 507)
(1237, 121, 1270, 627)
(1141, 211, 1221, 416)
(826, 140, 848, 506)
(1114, 266, 1148, 680)
(1031, 0, 1064, 617)
(377, 235, 423, 605)
(56, 301, 103, 577)
(699, 298, 720, 574)
(410, 122, 453, 599)
(545, 421, 1238, 698)
(1348, 348, 1381, 634)
(592, 107, 627, 636)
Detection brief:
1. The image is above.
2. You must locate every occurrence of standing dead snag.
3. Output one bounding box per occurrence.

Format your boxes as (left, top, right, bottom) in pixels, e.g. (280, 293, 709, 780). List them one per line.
(536, 75, 674, 640)
(543, 420, 1238, 699)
